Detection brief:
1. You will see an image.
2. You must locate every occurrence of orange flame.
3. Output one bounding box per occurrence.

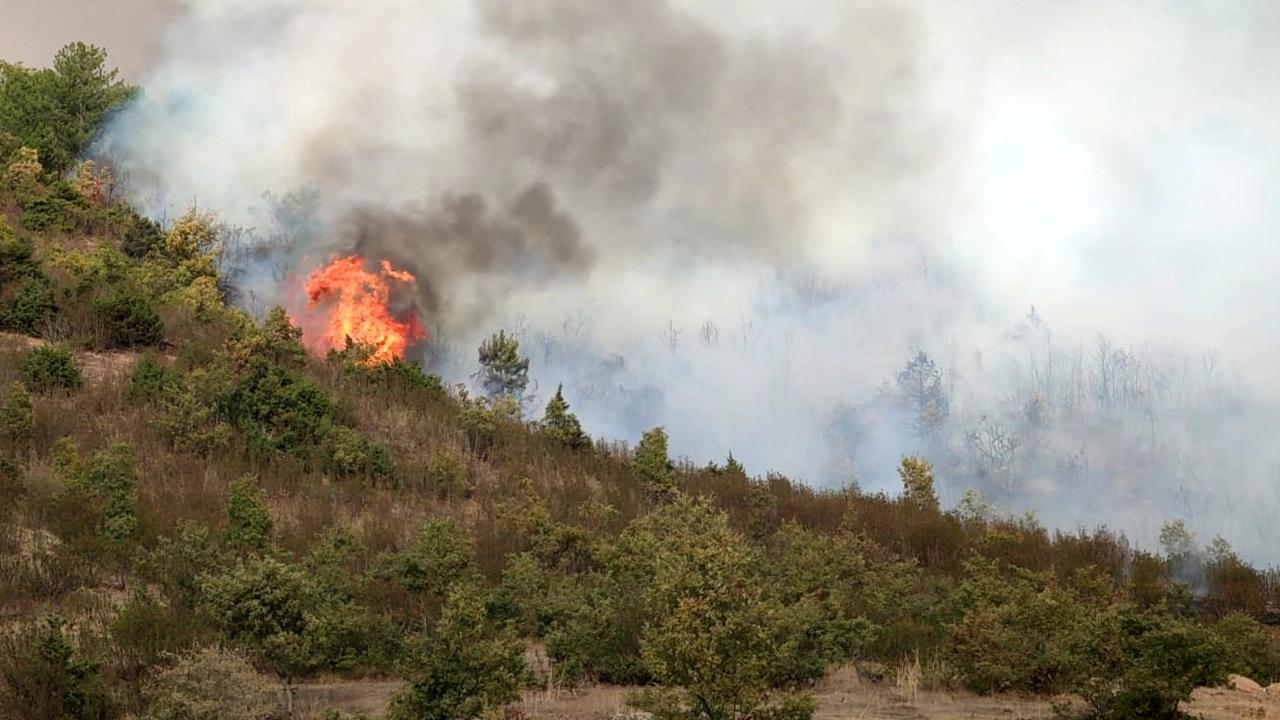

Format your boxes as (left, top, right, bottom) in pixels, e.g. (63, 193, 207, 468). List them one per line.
(303, 255, 425, 365)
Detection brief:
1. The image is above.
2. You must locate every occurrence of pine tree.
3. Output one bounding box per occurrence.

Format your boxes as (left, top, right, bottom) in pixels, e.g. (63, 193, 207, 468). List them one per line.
(635, 427, 676, 501)
(542, 384, 589, 449)
(0, 381, 33, 453)
(896, 351, 949, 436)
(898, 456, 938, 512)
(474, 330, 531, 405)
(225, 474, 273, 552)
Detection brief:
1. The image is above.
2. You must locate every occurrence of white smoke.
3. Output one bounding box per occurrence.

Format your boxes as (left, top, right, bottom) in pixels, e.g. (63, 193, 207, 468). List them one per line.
(95, 0, 1280, 562)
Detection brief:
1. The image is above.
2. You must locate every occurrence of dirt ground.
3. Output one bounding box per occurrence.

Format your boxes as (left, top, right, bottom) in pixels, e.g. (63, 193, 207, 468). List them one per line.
(291, 666, 1280, 720)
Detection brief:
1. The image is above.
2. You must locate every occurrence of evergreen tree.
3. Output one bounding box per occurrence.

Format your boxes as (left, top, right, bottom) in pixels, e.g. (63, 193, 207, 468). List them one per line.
(473, 330, 530, 404)
(635, 426, 676, 501)
(542, 384, 589, 449)
(896, 351, 949, 436)
(225, 475, 273, 552)
(898, 456, 938, 512)
(0, 380, 33, 453)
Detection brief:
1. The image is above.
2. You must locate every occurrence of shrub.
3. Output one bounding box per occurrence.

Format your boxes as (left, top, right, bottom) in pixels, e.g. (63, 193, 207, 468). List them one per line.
(428, 449, 472, 500)
(634, 426, 675, 500)
(0, 614, 114, 720)
(325, 426, 393, 480)
(1072, 606, 1228, 719)
(127, 353, 181, 402)
(1213, 611, 1280, 684)
(224, 474, 273, 553)
(542, 384, 590, 449)
(22, 345, 82, 392)
(387, 582, 526, 720)
(111, 589, 202, 683)
(3, 275, 56, 334)
(93, 286, 164, 348)
(122, 213, 163, 259)
(0, 380, 33, 452)
(142, 646, 277, 720)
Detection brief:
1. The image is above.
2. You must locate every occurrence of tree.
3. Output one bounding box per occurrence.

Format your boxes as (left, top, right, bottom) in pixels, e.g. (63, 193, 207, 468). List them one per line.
(474, 330, 530, 404)
(143, 646, 277, 720)
(224, 474, 273, 552)
(898, 456, 938, 512)
(630, 497, 813, 720)
(22, 345, 82, 392)
(0, 380, 33, 453)
(896, 351, 949, 436)
(0, 614, 114, 720)
(542, 384, 589, 449)
(0, 43, 133, 174)
(199, 556, 318, 716)
(387, 583, 526, 720)
(634, 426, 675, 501)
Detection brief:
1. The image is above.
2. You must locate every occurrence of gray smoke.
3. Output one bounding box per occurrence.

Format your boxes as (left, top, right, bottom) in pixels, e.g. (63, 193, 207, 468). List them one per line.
(92, 0, 1280, 563)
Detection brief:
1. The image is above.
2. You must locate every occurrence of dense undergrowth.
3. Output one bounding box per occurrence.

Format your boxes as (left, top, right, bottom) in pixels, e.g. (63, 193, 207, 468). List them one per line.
(1, 44, 1279, 720)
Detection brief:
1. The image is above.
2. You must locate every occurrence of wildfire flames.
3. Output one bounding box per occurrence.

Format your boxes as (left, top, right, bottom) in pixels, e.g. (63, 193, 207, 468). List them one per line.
(302, 255, 425, 365)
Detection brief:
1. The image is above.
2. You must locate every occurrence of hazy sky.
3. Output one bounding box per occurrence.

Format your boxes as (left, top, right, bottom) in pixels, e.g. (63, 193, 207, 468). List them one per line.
(1, 0, 177, 78)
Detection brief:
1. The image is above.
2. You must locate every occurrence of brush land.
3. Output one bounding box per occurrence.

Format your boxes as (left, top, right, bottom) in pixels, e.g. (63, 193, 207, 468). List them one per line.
(3, 44, 1280, 720)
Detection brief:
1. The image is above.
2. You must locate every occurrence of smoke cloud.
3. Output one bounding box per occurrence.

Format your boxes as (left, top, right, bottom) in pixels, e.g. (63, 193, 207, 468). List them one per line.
(95, 0, 1280, 562)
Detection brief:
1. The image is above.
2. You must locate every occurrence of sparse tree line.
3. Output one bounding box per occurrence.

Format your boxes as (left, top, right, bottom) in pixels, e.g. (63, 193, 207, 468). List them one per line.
(1, 44, 1279, 720)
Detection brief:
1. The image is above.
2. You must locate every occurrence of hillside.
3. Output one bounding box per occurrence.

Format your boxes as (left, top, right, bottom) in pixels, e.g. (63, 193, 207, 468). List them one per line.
(3, 44, 1280, 720)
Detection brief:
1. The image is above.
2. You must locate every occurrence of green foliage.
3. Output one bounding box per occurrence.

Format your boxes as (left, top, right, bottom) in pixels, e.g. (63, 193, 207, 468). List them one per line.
(139, 522, 223, 610)
(22, 344, 83, 392)
(898, 456, 939, 511)
(325, 426, 394, 480)
(630, 497, 812, 720)
(375, 518, 474, 599)
(1072, 605, 1228, 719)
(224, 475, 273, 552)
(142, 646, 277, 720)
(542, 384, 590, 449)
(111, 589, 203, 683)
(0, 380, 33, 452)
(634, 426, 675, 500)
(0, 221, 56, 333)
(387, 582, 526, 720)
(128, 353, 181, 402)
(1213, 611, 1280, 684)
(122, 211, 163, 259)
(93, 285, 164, 347)
(52, 440, 140, 556)
(474, 329, 530, 403)
(0, 613, 114, 720)
(428, 449, 472, 500)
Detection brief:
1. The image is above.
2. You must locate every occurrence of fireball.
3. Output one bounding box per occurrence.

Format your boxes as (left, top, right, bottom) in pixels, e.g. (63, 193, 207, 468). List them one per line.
(302, 255, 425, 365)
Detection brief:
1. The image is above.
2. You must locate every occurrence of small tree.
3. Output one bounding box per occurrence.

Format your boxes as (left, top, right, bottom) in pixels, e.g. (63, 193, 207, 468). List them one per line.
(0, 614, 113, 720)
(22, 345, 82, 392)
(896, 351, 949, 436)
(387, 583, 526, 720)
(898, 456, 939, 512)
(474, 330, 530, 404)
(0, 380, 33, 453)
(224, 474, 273, 552)
(542, 384, 589, 449)
(635, 426, 675, 501)
(143, 646, 277, 720)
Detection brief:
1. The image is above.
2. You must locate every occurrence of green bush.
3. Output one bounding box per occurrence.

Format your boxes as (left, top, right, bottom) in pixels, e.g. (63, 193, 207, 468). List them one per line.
(93, 286, 164, 348)
(0, 614, 114, 720)
(111, 589, 202, 683)
(387, 582, 526, 720)
(325, 426, 393, 480)
(0, 380, 33, 451)
(3, 275, 56, 334)
(127, 353, 181, 402)
(1072, 605, 1228, 719)
(224, 474, 273, 552)
(22, 345, 82, 392)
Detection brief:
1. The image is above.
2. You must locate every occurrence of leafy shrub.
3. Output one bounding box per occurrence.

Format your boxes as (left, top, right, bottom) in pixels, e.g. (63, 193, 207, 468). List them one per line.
(138, 522, 223, 610)
(634, 427, 675, 500)
(122, 212, 163, 259)
(325, 426, 393, 480)
(1072, 606, 1228, 719)
(0, 380, 33, 452)
(428, 449, 472, 500)
(3, 275, 56, 334)
(22, 345, 82, 392)
(224, 474, 273, 552)
(93, 286, 164, 348)
(142, 646, 277, 720)
(111, 589, 203, 683)
(0, 614, 114, 720)
(127, 353, 181, 402)
(1213, 611, 1280, 684)
(387, 583, 526, 720)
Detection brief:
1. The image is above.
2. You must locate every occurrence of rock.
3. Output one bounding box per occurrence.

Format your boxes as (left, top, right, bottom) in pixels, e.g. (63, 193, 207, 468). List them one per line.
(1266, 682, 1280, 695)
(1228, 674, 1263, 693)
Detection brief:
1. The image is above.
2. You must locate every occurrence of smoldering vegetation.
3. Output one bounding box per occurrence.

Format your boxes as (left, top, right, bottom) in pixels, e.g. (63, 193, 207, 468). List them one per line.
(95, 0, 1280, 562)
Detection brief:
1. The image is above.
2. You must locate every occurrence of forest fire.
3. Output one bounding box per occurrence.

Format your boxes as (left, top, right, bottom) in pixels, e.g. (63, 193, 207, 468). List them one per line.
(302, 255, 425, 365)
